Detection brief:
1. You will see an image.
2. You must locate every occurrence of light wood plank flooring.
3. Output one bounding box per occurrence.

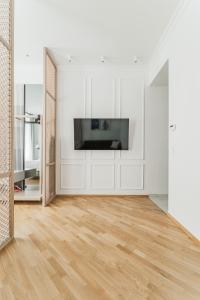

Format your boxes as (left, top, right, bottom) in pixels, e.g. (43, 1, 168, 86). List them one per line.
(0, 196, 200, 300)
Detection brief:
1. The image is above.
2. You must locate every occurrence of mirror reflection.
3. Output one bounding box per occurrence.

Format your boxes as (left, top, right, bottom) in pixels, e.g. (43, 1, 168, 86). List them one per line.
(14, 84, 42, 201)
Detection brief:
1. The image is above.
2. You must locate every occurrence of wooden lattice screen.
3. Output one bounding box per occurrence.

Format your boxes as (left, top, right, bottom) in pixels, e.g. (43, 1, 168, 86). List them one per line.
(43, 48, 57, 206)
(0, 0, 14, 249)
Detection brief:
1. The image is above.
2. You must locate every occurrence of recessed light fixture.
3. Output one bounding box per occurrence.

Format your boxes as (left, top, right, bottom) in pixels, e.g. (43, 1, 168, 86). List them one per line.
(100, 56, 105, 63)
(26, 53, 30, 58)
(67, 55, 72, 63)
(133, 56, 139, 64)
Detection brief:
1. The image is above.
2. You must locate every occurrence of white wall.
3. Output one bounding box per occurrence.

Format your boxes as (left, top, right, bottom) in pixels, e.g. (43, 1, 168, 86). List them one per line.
(148, 0, 200, 239)
(57, 65, 168, 195)
(57, 66, 146, 195)
(14, 62, 168, 196)
(145, 87, 168, 194)
(15, 64, 43, 84)
(25, 84, 43, 114)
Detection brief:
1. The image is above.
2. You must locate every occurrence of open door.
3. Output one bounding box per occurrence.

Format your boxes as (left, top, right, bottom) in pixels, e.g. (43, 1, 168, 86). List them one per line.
(0, 0, 14, 249)
(42, 48, 57, 206)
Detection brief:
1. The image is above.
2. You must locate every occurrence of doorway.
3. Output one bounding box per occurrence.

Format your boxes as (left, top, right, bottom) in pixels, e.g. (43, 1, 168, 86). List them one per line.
(148, 61, 169, 212)
(13, 49, 57, 205)
(14, 84, 42, 201)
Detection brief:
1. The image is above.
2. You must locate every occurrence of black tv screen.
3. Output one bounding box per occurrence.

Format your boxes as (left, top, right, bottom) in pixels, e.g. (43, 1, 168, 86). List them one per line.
(74, 118, 129, 150)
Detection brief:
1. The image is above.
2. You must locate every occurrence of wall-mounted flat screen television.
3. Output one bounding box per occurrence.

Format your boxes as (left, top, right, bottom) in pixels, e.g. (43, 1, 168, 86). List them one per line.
(74, 118, 129, 150)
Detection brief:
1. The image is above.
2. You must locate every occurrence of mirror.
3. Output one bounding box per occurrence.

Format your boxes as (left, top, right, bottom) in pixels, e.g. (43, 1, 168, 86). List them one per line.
(14, 84, 43, 201)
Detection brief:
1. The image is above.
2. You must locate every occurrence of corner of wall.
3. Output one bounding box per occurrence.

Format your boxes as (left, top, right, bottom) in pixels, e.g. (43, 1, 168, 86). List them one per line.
(147, 0, 191, 86)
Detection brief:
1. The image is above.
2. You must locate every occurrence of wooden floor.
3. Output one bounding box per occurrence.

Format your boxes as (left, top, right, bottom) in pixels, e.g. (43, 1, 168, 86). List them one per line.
(1, 196, 200, 300)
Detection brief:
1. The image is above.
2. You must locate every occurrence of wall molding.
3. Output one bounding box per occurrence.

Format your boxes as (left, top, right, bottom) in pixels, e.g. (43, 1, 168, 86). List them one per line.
(60, 78, 86, 161)
(148, 0, 191, 85)
(90, 163, 115, 190)
(90, 77, 116, 118)
(119, 163, 144, 190)
(60, 162, 86, 189)
(57, 67, 145, 194)
(119, 77, 145, 160)
(91, 151, 115, 160)
(152, 0, 191, 58)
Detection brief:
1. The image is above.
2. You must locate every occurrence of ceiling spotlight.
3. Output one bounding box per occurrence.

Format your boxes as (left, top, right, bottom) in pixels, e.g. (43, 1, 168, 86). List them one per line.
(133, 56, 139, 64)
(100, 56, 105, 63)
(26, 53, 30, 58)
(67, 55, 72, 63)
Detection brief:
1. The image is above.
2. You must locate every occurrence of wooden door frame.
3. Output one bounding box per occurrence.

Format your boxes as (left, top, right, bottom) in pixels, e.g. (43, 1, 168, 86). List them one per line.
(42, 47, 57, 206)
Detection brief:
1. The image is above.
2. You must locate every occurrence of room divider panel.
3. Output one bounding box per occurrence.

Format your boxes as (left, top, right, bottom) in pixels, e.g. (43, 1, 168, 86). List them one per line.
(0, 0, 14, 249)
(43, 48, 57, 206)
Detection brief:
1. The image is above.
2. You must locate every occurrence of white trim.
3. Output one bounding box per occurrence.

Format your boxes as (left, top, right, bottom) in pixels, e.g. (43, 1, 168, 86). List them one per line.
(150, 0, 191, 60)
(59, 78, 86, 161)
(89, 163, 115, 190)
(60, 162, 86, 190)
(119, 77, 145, 160)
(148, 0, 191, 86)
(118, 163, 144, 190)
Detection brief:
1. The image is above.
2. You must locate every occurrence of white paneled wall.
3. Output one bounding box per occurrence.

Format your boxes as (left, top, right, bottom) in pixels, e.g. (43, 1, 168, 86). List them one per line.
(57, 66, 145, 194)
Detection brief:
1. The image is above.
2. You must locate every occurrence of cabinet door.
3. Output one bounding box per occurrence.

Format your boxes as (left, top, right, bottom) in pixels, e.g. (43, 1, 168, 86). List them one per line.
(42, 48, 57, 206)
(0, 0, 14, 250)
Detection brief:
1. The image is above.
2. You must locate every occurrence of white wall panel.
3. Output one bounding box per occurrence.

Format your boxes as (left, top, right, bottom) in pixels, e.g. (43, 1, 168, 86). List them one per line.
(90, 164, 115, 189)
(120, 78, 144, 160)
(61, 163, 86, 189)
(91, 150, 114, 160)
(119, 163, 144, 190)
(91, 76, 115, 160)
(91, 76, 115, 117)
(60, 73, 86, 161)
(57, 66, 145, 194)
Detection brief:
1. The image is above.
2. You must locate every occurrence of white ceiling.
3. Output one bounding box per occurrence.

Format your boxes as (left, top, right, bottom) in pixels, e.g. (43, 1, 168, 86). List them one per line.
(14, 0, 181, 65)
